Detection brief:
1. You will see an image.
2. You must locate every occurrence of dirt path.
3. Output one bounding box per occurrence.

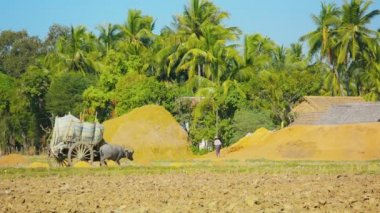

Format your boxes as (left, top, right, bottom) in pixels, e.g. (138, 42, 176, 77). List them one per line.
(1, 173, 379, 212)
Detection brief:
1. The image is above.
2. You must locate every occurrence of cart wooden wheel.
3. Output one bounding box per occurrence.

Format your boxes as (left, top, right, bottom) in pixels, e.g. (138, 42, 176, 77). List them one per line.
(67, 142, 94, 167)
(47, 151, 69, 167)
(48, 155, 69, 167)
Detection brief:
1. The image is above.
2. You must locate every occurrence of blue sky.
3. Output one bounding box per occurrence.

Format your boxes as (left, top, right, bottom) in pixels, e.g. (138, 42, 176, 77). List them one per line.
(0, 0, 379, 47)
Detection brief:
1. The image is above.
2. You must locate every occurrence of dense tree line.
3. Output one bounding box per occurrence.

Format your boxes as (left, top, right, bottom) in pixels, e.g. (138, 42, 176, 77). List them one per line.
(0, 0, 378, 154)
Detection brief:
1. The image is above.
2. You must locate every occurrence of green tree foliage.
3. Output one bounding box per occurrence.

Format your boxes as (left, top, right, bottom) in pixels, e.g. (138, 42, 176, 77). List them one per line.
(0, 73, 14, 152)
(230, 109, 276, 144)
(114, 73, 178, 115)
(45, 26, 99, 74)
(44, 24, 71, 52)
(118, 9, 155, 56)
(190, 82, 246, 147)
(189, 100, 216, 147)
(0, 30, 43, 77)
(0, 0, 379, 154)
(97, 23, 122, 55)
(0, 72, 14, 113)
(0, 71, 45, 153)
(242, 34, 276, 73)
(46, 72, 95, 116)
(301, 0, 379, 96)
(19, 66, 51, 149)
(82, 86, 112, 122)
(172, 0, 241, 84)
(8, 90, 39, 153)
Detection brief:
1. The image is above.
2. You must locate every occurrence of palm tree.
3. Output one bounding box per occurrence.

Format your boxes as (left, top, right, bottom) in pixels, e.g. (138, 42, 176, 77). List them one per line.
(361, 63, 380, 101)
(300, 2, 341, 63)
(335, 0, 379, 95)
(356, 27, 380, 98)
(176, 25, 241, 85)
(241, 34, 276, 74)
(97, 23, 122, 54)
(288, 43, 304, 62)
(173, 0, 240, 84)
(271, 45, 287, 71)
(49, 25, 98, 73)
(154, 28, 189, 81)
(285, 43, 309, 71)
(300, 3, 343, 95)
(119, 9, 155, 54)
(191, 78, 245, 136)
(172, 0, 243, 137)
(336, 0, 379, 64)
(113, 9, 156, 75)
(176, 0, 237, 39)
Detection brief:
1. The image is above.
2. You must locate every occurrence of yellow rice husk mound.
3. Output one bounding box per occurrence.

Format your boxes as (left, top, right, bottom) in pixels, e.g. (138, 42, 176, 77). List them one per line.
(0, 154, 28, 166)
(226, 127, 271, 153)
(103, 115, 127, 142)
(217, 123, 380, 161)
(104, 105, 192, 163)
(29, 162, 49, 168)
(73, 161, 92, 168)
(202, 127, 272, 159)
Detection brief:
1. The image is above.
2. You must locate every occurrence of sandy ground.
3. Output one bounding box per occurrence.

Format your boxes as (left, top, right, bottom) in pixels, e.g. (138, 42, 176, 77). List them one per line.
(1, 173, 379, 212)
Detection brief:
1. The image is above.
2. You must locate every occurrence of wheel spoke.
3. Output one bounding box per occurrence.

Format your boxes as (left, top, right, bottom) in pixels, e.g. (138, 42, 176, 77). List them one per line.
(84, 153, 90, 159)
(49, 156, 69, 167)
(60, 160, 68, 167)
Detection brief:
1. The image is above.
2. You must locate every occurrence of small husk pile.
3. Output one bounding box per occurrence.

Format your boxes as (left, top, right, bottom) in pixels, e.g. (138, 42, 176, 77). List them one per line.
(29, 162, 49, 168)
(0, 154, 28, 167)
(73, 161, 92, 168)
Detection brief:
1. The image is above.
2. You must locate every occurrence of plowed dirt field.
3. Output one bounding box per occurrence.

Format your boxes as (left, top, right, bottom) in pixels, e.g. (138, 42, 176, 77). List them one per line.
(1, 172, 379, 212)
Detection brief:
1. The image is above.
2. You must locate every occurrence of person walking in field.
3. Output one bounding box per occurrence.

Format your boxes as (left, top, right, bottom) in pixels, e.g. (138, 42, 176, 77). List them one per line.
(214, 136, 222, 157)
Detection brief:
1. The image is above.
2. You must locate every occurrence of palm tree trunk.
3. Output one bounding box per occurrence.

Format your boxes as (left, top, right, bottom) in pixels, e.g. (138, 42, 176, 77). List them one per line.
(202, 64, 205, 77)
(214, 103, 219, 137)
(333, 66, 345, 96)
(197, 64, 201, 87)
(10, 135, 15, 153)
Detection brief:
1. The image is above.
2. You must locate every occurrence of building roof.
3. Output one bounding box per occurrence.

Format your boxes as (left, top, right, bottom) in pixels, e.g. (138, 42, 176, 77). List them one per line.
(177, 96, 205, 108)
(315, 103, 380, 125)
(292, 96, 365, 114)
(291, 96, 367, 125)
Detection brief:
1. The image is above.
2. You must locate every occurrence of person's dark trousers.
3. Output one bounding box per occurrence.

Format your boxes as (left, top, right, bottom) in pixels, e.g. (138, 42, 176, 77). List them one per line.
(215, 145, 221, 157)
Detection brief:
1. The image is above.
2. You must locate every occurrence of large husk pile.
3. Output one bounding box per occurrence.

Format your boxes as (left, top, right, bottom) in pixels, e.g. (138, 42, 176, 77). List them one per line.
(103, 105, 192, 163)
(213, 123, 380, 161)
(202, 127, 271, 159)
(225, 127, 271, 153)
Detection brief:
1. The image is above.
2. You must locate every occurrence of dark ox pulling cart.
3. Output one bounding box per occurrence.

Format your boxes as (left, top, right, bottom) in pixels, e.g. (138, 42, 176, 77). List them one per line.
(49, 114, 104, 167)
